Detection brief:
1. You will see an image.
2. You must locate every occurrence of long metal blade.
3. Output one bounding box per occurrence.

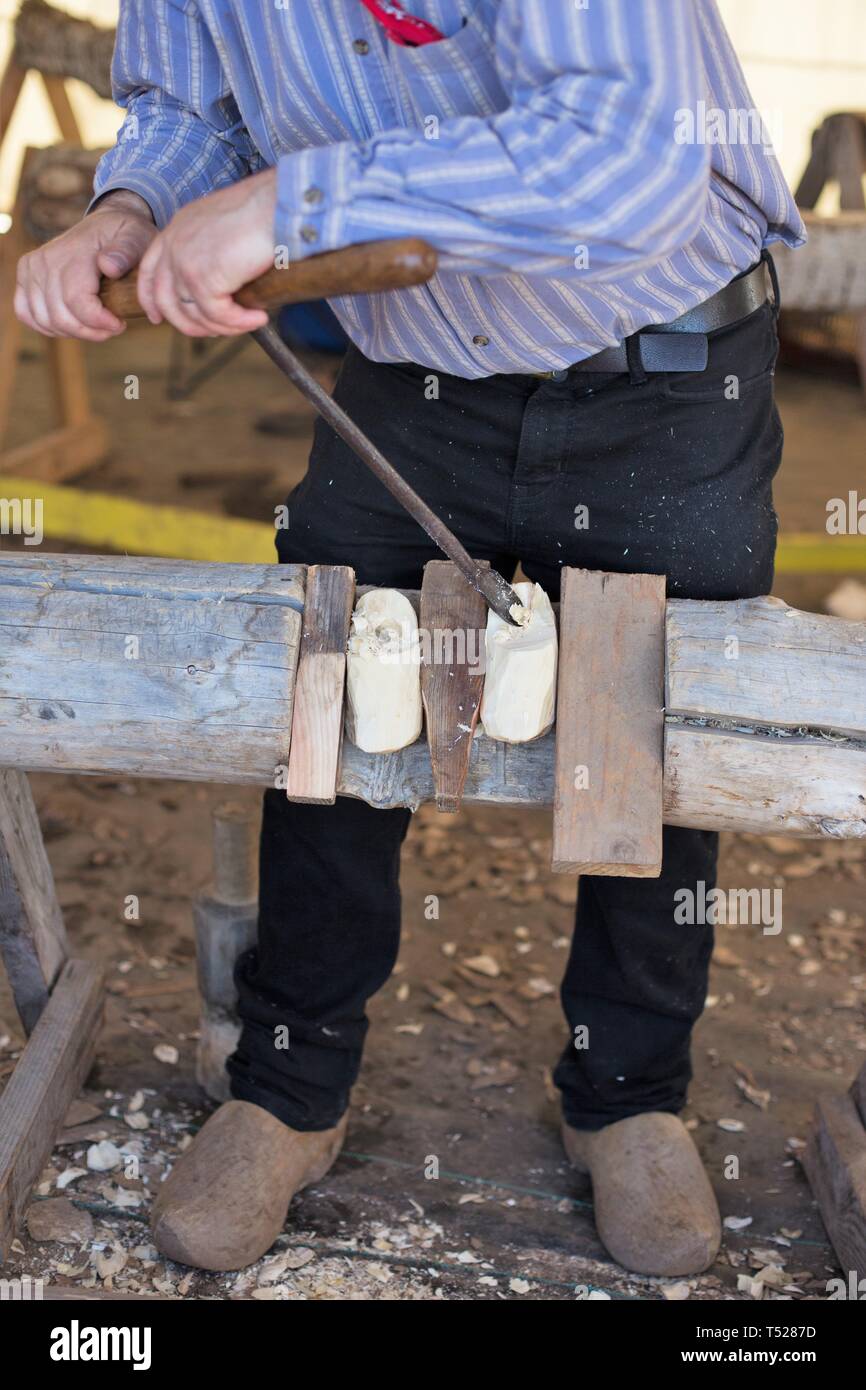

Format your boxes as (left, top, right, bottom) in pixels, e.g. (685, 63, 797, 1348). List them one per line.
(252, 324, 524, 625)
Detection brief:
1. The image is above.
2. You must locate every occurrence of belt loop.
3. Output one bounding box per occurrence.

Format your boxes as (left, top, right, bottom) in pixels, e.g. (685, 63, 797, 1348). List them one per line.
(625, 333, 647, 385)
(763, 249, 781, 320)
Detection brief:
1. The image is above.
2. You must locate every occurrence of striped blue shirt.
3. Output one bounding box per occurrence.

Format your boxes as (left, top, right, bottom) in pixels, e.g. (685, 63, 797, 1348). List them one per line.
(94, 0, 805, 378)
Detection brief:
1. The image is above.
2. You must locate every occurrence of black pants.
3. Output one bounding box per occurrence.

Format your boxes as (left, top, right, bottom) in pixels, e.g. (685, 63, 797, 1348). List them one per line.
(227, 297, 783, 1132)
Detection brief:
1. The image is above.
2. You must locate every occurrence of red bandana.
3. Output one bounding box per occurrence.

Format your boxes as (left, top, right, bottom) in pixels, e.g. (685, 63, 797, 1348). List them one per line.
(358, 0, 446, 46)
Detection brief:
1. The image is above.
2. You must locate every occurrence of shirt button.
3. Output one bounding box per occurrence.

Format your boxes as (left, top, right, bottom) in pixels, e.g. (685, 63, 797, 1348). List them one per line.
(472, 334, 490, 347)
(303, 186, 324, 206)
(300, 225, 319, 244)
(353, 38, 370, 54)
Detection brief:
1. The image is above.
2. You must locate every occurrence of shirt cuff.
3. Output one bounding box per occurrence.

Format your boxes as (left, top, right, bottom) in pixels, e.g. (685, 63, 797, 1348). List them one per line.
(275, 142, 362, 261)
(87, 167, 184, 230)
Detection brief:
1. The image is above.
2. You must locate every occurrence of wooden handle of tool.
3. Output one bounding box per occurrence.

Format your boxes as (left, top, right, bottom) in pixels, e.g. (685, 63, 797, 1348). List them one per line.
(99, 236, 438, 321)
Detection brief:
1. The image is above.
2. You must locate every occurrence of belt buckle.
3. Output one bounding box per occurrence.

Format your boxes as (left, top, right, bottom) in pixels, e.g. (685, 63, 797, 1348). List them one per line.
(638, 332, 709, 373)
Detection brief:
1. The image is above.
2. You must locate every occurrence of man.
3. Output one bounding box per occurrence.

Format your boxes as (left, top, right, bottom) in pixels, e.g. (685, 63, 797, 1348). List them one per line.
(16, 0, 804, 1278)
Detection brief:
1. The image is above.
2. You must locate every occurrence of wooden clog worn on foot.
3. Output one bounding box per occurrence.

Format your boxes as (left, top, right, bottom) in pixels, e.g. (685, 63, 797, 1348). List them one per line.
(151, 1100, 347, 1272)
(562, 1111, 721, 1277)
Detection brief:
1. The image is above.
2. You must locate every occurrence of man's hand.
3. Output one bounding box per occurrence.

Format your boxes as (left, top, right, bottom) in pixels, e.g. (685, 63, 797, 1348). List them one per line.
(15, 189, 157, 341)
(135, 169, 276, 337)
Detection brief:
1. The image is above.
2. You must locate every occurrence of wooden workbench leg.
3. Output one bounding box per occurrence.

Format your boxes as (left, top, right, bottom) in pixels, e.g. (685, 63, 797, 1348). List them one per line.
(194, 804, 259, 1102)
(40, 73, 82, 144)
(0, 61, 26, 158)
(0, 769, 69, 1033)
(0, 959, 104, 1262)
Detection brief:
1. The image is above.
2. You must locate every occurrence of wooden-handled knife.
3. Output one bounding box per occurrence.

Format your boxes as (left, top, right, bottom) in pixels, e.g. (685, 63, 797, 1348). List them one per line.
(100, 235, 439, 320)
(99, 237, 524, 625)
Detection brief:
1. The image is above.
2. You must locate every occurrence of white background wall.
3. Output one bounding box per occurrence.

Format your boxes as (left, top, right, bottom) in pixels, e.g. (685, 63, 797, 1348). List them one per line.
(1, 0, 865, 211)
(717, 0, 866, 207)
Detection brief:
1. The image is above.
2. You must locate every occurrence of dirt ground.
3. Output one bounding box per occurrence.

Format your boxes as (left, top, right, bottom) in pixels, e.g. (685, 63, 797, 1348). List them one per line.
(1, 324, 865, 1301)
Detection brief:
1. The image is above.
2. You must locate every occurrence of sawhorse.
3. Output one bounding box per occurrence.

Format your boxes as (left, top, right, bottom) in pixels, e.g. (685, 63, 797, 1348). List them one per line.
(0, 770, 104, 1261)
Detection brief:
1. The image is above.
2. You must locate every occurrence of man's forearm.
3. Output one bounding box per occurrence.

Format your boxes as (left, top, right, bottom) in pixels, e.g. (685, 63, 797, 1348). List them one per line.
(90, 188, 156, 222)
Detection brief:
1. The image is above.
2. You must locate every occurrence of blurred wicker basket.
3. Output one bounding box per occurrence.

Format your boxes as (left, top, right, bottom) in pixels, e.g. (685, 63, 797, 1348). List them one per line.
(776, 113, 866, 392)
(20, 143, 106, 244)
(12, 0, 115, 99)
(774, 211, 866, 315)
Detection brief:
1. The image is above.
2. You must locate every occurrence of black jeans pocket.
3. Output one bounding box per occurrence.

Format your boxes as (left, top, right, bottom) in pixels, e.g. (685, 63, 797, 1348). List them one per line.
(662, 301, 779, 403)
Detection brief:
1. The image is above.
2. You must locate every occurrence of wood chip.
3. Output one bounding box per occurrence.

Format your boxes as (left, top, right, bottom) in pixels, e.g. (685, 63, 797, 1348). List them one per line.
(469, 1060, 519, 1090)
(86, 1141, 122, 1172)
(63, 1099, 103, 1127)
(737, 1273, 765, 1299)
(488, 993, 529, 1029)
(661, 1281, 691, 1300)
(99, 1183, 143, 1209)
(523, 976, 555, 998)
(283, 1247, 316, 1271)
(26, 1197, 93, 1245)
(509, 1277, 532, 1294)
(95, 1246, 128, 1280)
(56, 1167, 87, 1190)
(724, 1215, 753, 1231)
(463, 954, 501, 979)
(712, 945, 744, 968)
(736, 1078, 771, 1110)
(432, 996, 476, 1027)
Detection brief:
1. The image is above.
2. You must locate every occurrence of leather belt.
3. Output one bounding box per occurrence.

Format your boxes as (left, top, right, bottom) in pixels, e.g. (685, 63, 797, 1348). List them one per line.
(535, 261, 769, 377)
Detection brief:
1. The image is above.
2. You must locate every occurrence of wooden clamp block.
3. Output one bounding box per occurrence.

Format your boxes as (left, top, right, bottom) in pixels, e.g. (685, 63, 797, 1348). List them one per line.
(420, 560, 487, 813)
(552, 569, 666, 876)
(286, 564, 355, 804)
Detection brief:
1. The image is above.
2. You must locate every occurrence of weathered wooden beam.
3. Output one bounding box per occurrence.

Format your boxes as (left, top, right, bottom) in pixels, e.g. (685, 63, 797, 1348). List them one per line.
(336, 723, 866, 837)
(667, 595, 866, 738)
(0, 959, 104, 1261)
(0, 769, 68, 1032)
(0, 555, 305, 785)
(663, 725, 866, 838)
(1, 556, 864, 839)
